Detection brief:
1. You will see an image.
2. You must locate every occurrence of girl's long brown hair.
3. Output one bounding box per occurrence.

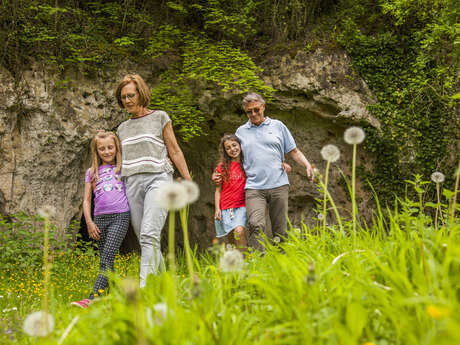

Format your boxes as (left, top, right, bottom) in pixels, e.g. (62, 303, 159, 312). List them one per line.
(218, 134, 244, 181)
(89, 131, 122, 182)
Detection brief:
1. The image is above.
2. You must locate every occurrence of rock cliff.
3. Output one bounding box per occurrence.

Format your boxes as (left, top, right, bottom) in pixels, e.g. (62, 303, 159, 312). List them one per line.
(0, 49, 378, 250)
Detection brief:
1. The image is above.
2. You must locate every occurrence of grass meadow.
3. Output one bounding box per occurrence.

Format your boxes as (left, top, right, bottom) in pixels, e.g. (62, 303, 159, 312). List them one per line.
(1, 196, 459, 345)
(1, 131, 459, 345)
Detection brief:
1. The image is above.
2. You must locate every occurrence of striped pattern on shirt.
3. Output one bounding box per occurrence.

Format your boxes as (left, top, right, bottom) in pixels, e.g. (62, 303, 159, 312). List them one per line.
(117, 110, 174, 177)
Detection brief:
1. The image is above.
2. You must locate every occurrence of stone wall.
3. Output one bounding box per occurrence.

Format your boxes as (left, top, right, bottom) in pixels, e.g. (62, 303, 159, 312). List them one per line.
(0, 49, 378, 250)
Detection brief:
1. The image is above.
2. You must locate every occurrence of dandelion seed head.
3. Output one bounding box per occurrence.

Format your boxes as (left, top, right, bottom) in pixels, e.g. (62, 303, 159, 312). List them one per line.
(313, 168, 322, 179)
(121, 278, 138, 303)
(156, 182, 188, 210)
(23, 311, 54, 337)
(38, 206, 56, 219)
(431, 171, 445, 184)
(181, 180, 200, 204)
(220, 249, 244, 273)
(344, 127, 365, 145)
(153, 303, 168, 325)
(320, 144, 340, 162)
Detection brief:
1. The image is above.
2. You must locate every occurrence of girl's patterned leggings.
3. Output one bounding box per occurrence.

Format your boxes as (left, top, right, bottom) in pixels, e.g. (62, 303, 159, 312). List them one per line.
(89, 211, 130, 299)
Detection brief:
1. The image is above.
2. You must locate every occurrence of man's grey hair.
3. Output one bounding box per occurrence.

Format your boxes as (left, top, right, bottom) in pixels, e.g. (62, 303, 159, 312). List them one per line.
(242, 92, 265, 109)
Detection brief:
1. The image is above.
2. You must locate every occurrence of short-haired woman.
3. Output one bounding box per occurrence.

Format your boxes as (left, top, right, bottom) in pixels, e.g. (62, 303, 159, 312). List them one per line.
(115, 74, 191, 287)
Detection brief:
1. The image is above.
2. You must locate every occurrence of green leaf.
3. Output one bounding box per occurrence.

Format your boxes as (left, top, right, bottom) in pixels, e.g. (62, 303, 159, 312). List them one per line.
(346, 302, 367, 338)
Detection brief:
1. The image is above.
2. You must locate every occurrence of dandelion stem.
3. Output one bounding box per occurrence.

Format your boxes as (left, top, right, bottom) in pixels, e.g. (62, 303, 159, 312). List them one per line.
(317, 177, 343, 234)
(451, 161, 459, 222)
(323, 160, 331, 233)
(352, 143, 358, 247)
(42, 216, 50, 337)
(180, 206, 194, 278)
(168, 210, 176, 276)
(435, 182, 440, 230)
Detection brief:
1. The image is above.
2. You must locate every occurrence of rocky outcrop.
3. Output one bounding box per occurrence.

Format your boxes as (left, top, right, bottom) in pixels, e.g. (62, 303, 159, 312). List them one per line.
(0, 49, 378, 250)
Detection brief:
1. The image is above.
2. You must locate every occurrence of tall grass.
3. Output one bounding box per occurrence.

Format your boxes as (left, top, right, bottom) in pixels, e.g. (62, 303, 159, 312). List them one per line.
(1, 190, 458, 344)
(1, 166, 459, 344)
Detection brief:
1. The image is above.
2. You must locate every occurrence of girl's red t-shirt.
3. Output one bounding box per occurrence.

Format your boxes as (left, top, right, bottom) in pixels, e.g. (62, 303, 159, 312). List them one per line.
(216, 161, 246, 210)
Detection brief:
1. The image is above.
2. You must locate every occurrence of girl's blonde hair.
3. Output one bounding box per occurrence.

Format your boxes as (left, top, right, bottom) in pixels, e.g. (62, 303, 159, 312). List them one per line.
(89, 131, 122, 182)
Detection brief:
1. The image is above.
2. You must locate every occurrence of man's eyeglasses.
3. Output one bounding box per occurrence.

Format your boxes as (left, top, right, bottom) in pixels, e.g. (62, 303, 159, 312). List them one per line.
(245, 107, 261, 115)
(121, 93, 137, 101)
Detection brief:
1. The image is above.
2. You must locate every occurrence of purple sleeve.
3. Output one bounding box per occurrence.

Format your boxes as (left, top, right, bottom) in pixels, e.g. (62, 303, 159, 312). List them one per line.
(85, 169, 93, 183)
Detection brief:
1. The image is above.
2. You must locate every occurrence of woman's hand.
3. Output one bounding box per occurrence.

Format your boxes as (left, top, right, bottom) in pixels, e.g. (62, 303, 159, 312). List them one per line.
(88, 221, 101, 241)
(214, 209, 222, 221)
(212, 171, 222, 185)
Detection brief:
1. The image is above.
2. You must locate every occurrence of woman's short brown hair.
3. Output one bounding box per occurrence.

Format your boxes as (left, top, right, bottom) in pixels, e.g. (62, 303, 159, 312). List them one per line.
(115, 74, 151, 109)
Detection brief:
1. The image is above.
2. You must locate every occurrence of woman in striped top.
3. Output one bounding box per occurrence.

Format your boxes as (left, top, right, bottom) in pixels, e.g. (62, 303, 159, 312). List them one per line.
(115, 74, 191, 288)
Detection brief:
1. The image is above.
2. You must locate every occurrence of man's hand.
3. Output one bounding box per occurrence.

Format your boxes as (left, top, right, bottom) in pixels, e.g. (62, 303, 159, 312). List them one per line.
(212, 171, 222, 185)
(282, 162, 292, 173)
(305, 161, 314, 182)
(88, 221, 101, 241)
(214, 209, 222, 220)
(288, 148, 314, 183)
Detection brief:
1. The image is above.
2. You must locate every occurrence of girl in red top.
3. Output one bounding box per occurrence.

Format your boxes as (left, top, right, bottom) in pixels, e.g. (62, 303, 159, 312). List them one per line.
(214, 134, 247, 250)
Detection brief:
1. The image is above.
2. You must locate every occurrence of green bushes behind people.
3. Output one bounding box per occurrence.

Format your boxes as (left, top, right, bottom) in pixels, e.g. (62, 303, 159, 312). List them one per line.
(1, 0, 458, 199)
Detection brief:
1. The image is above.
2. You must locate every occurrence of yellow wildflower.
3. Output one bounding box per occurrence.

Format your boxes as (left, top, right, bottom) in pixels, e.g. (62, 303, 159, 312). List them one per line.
(427, 305, 450, 319)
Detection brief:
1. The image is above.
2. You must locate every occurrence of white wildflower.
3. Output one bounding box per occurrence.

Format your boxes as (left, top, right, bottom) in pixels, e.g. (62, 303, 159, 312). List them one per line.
(431, 171, 445, 184)
(2, 307, 17, 312)
(156, 182, 188, 211)
(23, 311, 54, 337)
(181, 180, 200, 204)
(38, 206, 56, 219)
(320, 144, 340, 162)
(317, 213, 324, 221)
(273, 236, 281, 243)
(344, 127, 365, 145)
(145, 308, 153, 327)
(153, 303, 168, 325)
(220, 249, 244, 273)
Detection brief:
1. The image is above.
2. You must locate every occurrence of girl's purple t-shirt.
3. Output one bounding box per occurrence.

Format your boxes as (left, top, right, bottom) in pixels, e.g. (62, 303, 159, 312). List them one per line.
(85, 165, 130, 216)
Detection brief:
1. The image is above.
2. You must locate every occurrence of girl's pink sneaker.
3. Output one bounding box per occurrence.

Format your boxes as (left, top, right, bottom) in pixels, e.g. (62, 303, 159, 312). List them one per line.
(71, 299, 90, 308)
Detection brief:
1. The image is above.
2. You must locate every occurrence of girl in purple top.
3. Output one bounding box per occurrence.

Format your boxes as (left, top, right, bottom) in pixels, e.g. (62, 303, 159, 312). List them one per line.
(71, 131, 130, 308)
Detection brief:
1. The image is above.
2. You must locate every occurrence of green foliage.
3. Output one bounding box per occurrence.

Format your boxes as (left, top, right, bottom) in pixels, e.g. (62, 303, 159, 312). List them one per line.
(0, 0, 457, 176)
(0, 213, 72, 271)
(190, 0, 258, 44)
(1, 188, 459, 344)
(181, 37, 275, 97)
(336, 0, 460, 200)
(145, 28, 275, 140)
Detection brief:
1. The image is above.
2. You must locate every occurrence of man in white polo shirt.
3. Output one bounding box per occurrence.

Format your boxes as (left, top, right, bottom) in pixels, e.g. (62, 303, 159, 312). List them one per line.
(214, 92, 314, 250)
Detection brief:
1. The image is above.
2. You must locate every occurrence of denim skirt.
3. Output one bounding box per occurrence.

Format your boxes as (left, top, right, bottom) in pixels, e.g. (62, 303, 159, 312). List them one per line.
(215, 206, 247, 238)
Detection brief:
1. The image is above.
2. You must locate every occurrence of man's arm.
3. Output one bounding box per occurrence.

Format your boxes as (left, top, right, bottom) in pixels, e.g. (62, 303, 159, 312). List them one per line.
(288, 147, 314, 182)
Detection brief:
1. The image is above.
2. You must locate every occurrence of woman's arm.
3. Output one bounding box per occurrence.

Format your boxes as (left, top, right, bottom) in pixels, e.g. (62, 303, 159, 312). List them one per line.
(214, 186, 222, 220)
(163, 122, 192, 180)
(82, 182, 100, 240)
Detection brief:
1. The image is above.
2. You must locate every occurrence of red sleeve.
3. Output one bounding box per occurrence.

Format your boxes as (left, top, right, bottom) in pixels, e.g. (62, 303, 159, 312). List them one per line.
(215, 163, 222, 173)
